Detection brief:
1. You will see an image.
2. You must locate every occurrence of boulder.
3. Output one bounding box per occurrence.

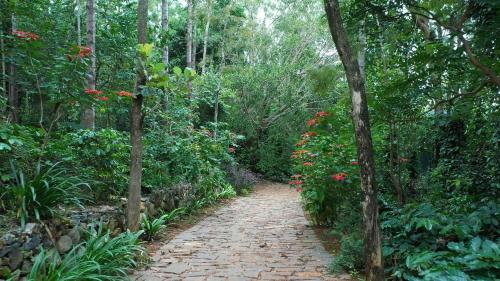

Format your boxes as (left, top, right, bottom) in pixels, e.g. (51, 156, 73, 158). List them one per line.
(7, 249, 23, 270)
(56, 235, 73, 254)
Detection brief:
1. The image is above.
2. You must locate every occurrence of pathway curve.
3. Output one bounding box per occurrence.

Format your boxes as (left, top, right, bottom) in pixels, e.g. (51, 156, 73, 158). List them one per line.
(133, 182, 346, 281)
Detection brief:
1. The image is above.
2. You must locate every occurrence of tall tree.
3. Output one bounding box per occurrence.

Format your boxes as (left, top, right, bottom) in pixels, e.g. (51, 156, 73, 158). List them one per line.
(161, 0, 169, 111)
(323, 0, 384, 280)
(127, 0, 148, 231)
(161, 0, 169, 68)
(186, 0, 193, 69)
(186, 0, 194, 97)
(201, 0, 212, 74)
(80, 0, 96, 129)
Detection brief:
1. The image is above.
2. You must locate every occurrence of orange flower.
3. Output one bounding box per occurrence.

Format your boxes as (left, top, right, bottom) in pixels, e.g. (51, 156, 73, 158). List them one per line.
(296, 139, 308, 147)
(307, 118, 317, 127)
(302, 132, 318, 138)
(85, 89, 103, 95)
(12, 30, 40, 41)
(315, 111, 329, 118)
(331, 173, 348, 181)
(118, 91, 133, 97)
(303, 162, 314, 166)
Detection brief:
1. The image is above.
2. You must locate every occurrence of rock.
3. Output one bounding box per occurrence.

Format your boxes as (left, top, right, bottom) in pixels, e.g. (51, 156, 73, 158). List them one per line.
(21, 223, 38, 235)
(67, 228, 80, 244)
(23, 235, 41, 251)
(21, 259, 32, 274)
(8, 249, 23, 270)
(1, 234, 16, 245)
(56, 235, 73, 253)
(0, 243, 20, 259)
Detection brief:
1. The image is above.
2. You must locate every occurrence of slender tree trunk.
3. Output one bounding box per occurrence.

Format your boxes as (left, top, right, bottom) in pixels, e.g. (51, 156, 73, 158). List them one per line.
(323, 1, 384, 280)
(161, 0, 169, 68)
(127, 0, 148, 232)
(186, 0, 193, 69)
(186, 0, 193, 98)
(76, 0, 81, 45)
(8, 15, 19, 123)
(161, 0, 169, 111)
(192, 19, 197, 72)
(201, 0, 212, 74)
(81, 0, 96, 129)
(1, 20, 6, 103)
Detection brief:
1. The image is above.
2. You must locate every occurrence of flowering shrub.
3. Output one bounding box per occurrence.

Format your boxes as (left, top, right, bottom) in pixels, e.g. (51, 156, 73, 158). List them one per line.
(290, 110, 361, 225)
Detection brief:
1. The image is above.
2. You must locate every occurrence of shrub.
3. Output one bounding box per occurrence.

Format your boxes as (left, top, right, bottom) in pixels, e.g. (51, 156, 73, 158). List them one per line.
(382, 201, 500, 280)
(5, 161, 89, 226)
(27, 225, 143, 280)
(141, 214, 168, 241)
(290, 109, 360, 225)
(48, 129, 130, 198)
(330, 231, 365, 274)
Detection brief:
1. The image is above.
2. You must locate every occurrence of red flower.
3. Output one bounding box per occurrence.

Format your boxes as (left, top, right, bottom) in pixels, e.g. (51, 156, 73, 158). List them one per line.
(291, 174, 302, 179)
(296, 187, 303, 192)
(85, 89, 103, 95)
(78, 46, 92, 57)
(288, 180, 304, 186)
(12, 30, 40, 41)
(97, 96, 109, 101)
(331, 172, 348, 181)
(302, 132, 318, 138)
(307, 118, 317, 127)
(303, 162, 314, 166)
(117, 91, 133, 97)
(228, 147, 236, 153)
(315, 111, 329, 118)
(296, 139, 308, 147)
(290, 155, 299, 159)
(351, 161, 359, 165)
(307, 153, 318, 158)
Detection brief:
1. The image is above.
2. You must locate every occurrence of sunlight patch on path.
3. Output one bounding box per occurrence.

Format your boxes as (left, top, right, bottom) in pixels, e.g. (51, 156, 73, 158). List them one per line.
(132, 182, 349, 280)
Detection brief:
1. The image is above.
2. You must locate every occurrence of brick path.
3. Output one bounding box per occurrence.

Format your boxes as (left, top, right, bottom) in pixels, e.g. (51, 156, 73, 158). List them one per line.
(133, 182, 347, 281)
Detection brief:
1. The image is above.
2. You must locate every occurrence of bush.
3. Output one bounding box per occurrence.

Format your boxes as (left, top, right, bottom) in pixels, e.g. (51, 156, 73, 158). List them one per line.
(4, 162, 89, 226)
(382, 201, 500, 280)
(290, 109, 360, 225)
(330, 232, 365, 274)
(47, 129, 131, 198)
(27, 225, 143, 280)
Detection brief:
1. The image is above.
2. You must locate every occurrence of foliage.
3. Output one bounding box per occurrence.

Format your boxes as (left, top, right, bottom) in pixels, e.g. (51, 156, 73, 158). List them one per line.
(4, 162, 88, 226)
(141, 214, 167, 241)
(289, 101, 360, 225)
(47, 129, 130, 198)
(382, 201, 500, 280)
(27, 225, 143, 281)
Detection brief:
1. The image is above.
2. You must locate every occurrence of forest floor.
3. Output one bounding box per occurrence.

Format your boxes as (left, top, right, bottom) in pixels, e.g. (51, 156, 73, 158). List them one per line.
(132, 182, 351, 281)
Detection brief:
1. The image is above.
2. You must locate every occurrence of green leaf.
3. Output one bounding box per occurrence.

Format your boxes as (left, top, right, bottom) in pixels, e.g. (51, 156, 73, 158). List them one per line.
(0, 143, 11, 151)
(138, 43, 154, 57)
(173, 66, 182, 75)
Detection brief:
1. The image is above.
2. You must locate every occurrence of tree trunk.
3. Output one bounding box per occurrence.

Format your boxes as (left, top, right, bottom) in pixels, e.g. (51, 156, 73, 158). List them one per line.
(80, 0, 96, 129)
(161, 0, 169, 68)
(127, 0, 148, 232)
(186, 0, 193, 69)
(76, 0, 81, 45)
(192, 18, 197, 72)
(201, 0, 212, 74)
(7, 15, 19, 123)
(186, 0, 193, 98)
(323, 1, 384, 280)
(161, 0, 169, 111)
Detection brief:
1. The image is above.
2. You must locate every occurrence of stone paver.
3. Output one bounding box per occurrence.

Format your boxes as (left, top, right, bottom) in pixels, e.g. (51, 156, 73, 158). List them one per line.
(133, 182, 348, 281)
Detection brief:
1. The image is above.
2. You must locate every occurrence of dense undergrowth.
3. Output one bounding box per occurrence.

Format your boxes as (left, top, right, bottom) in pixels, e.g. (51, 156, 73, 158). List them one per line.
(289, 96, 500, 279)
